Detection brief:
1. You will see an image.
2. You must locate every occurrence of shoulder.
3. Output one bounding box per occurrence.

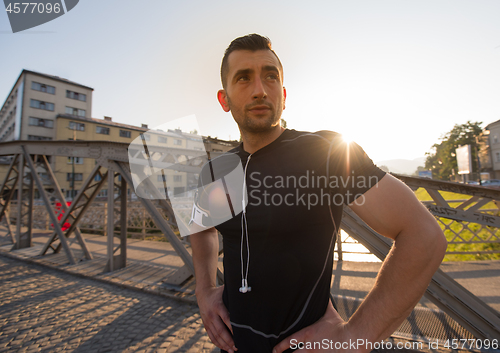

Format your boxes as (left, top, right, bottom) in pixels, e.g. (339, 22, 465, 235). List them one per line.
(198, 149, 242, 186)
(280, 129, 343, 145)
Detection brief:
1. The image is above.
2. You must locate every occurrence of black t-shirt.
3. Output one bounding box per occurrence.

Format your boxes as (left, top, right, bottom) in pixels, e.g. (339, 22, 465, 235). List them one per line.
(193, 129, 386, 352)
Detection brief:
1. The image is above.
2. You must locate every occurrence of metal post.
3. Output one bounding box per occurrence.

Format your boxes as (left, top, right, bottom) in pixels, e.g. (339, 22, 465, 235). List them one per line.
(14, 154, 24, 248)
(336, 229, 343, 261)
(0, 155, 19, 244)
(72, 127, 76, 200)
(119, 175, 127, 268)
(142, 208, 146, 240)
(105, 167, 115, 272)
(22, 169, 34, 248)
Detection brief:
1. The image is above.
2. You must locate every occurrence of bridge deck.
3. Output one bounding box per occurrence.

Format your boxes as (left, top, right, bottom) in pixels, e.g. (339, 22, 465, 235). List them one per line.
(1, 226, 499, 315)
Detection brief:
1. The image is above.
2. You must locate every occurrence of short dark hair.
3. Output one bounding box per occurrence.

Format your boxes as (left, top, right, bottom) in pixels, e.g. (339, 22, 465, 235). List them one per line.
(220, 33, 283, 88)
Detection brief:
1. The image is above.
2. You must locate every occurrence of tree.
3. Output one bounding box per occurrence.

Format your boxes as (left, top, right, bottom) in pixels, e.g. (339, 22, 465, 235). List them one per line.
(425, 121, 483, 180)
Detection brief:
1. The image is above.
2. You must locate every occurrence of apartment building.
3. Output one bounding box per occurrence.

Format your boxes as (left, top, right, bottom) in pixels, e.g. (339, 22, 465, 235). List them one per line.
(1, 69, 240, 201)
(485, 119, 500, 179)
(54, 115, 148, 199)
(54, 115, 239, 199)
(0, 69, 93, 142)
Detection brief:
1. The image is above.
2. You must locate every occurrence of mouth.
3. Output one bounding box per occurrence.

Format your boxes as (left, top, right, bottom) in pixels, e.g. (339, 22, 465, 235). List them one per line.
(248, 105, 272, 115)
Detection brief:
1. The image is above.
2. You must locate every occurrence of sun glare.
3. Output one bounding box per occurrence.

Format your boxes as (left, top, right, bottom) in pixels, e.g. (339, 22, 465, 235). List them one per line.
(340, 133, 354, 144)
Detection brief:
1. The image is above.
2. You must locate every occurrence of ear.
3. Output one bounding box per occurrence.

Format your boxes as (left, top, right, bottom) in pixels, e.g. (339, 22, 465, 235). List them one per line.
(217, 89, 230, 112)
(282, 86, 287, 110)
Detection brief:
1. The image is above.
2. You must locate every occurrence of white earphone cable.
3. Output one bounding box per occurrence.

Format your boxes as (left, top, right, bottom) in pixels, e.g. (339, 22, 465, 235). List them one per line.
(240, 154, 252, 293)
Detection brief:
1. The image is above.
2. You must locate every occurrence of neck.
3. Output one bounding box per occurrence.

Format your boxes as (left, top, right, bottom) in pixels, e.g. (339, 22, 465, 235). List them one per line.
(240, 125, 285, 154)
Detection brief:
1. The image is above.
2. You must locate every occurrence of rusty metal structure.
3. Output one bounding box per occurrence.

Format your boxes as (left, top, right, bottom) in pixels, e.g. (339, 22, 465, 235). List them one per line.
(0, 140, 499, 342)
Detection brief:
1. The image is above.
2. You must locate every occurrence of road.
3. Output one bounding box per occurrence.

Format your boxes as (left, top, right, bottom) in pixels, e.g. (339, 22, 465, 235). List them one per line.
(0, 255, 218, 353)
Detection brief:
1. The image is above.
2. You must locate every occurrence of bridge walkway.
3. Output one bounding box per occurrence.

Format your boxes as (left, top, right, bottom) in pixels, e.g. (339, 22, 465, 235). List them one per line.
(2, 226, 499, 347)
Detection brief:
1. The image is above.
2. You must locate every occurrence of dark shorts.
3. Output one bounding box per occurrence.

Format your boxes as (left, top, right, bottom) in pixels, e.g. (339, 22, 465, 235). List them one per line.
(219, 295, 336, 353)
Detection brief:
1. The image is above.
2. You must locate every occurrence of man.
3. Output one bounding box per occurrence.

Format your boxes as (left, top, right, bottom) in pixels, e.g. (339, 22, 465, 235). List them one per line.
(190, 34, 446, 353)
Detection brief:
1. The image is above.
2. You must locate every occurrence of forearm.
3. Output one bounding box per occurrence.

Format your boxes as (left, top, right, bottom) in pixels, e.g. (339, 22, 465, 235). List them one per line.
(347, 223, 447, 343)
(190, 227, 220, 294)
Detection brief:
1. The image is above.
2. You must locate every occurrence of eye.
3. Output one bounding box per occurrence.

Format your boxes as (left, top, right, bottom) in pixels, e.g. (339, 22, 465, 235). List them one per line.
(237, 76, 249, 82)
(266, 73, 279, 80)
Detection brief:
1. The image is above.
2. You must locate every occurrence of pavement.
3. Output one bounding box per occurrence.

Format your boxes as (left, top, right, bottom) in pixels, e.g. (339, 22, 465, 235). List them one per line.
(0, 256, 217, 353)
(0, 229, 216, 353)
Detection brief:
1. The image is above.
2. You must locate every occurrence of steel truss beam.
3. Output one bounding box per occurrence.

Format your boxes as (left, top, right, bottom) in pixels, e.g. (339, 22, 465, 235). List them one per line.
(396, 174, 500, 228)
(104, 166, 127, 272)
(115, 161, 196, 284)
(11, 153, 34, 250)
(22, 148, 75, 262)
(40, 163, 107, 261)
(341, 207, 500, 339)
(0, 155, 19, 244)
(37, 155, 92, 260)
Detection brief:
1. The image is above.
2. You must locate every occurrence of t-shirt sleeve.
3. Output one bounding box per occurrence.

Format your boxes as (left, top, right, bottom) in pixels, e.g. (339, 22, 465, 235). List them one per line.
(188, 151, 246, 231)
(328, 138, 386, 205)
(188, 160, 215, 229)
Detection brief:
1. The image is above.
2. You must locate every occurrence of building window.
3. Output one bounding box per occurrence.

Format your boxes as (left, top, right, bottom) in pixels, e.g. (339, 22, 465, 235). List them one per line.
(30, 99, 54, 111)
(96, 126, 110, 135)
(67, 173, 83, 181)
(94, 174, 102, 181)
(69, 121, 85, 131)
(65, 106, 86, 117)
(97, 189, 108, 197)
(494, 136, 498, 144)
(157, 174, 167, 182)
(174, 139, 182, 145)
(66, 190, 78, 198)
(66, 90, 87, 102)
(119, 130, 131, 138)
(67, 157, 84, 164)
(158, 136, 168, 143)
(140, 133, 150, 141)
(32, 82, 55, 94)
(174, 187, 185, 195)
(28, 135, 52, 141)
(29, 117, 54, 128)
(173, 175, 182, 182)
(496, 152, 500, 162)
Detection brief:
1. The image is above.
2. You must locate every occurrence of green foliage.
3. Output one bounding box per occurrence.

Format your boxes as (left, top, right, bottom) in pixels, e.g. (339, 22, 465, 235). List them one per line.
(425, 121, 483, 180)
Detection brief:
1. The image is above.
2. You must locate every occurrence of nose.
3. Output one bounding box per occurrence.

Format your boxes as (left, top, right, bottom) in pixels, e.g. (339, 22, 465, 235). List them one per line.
(252, 77, 267, 100)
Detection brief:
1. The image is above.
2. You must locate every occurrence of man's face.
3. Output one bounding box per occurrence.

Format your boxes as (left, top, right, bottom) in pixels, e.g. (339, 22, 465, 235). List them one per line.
(218, 50, 286, 134)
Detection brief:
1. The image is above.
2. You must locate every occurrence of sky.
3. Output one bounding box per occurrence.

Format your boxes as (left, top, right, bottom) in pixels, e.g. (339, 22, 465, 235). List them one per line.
(1, 0, 500, 163)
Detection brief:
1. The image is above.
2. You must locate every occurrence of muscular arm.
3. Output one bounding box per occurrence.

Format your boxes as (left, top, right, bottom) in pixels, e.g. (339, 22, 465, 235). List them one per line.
(191, 226, 237, 353)
(274, 174, 446, 352)
(191, 226, 219, 292)
(346, 173, 447, 342)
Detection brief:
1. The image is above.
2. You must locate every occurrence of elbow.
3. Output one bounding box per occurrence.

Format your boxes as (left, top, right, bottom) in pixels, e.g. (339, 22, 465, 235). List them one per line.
(437, 228, 448, 254)
(429, 223, 447, 265)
